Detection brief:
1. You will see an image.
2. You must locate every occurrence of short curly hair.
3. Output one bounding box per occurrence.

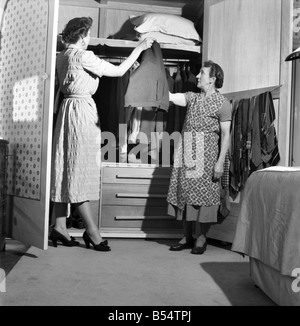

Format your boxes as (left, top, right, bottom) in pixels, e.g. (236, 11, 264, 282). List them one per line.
(61, 17, 93, 44)
(203, 60, 224, 89)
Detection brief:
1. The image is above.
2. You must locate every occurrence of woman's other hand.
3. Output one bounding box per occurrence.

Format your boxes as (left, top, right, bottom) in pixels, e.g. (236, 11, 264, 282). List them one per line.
(213, 161, 224, 181)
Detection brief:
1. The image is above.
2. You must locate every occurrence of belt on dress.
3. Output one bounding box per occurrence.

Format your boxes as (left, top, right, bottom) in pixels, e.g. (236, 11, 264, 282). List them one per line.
(64, 94, 92, 99)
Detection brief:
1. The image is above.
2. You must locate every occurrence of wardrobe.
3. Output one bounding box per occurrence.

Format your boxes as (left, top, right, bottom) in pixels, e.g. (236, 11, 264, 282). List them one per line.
(0, 0, 294, 249)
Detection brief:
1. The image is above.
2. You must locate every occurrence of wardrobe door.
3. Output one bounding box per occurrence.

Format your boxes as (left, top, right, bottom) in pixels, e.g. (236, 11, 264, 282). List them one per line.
(203, 0, 293, 165)
(0, 0, 59, 249)
(291, 60, 300, 166)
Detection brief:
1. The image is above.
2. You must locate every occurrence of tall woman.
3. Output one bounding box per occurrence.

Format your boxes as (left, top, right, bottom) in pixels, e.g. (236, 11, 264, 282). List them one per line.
(50, 17, 154, 251)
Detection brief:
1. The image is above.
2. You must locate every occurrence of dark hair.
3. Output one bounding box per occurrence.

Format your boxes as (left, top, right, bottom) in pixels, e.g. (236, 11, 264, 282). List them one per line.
(203, 60, 224, 89)
(61, 17, 93, 44)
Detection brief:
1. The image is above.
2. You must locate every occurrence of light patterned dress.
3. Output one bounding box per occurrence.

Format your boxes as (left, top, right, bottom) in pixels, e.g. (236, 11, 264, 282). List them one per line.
(167, 91, 230, 222)
(51, 46, 110, 203)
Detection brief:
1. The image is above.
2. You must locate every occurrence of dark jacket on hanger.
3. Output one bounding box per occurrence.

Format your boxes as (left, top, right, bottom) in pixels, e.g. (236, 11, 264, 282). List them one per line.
(124, 41, 169, 111)
(230, 91, 280, 198)
(252, 91, 280, 169)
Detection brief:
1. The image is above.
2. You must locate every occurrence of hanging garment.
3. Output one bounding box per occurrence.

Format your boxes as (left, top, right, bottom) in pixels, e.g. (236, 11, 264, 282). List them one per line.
(230, 91, 280, 196)
(183, 67, 197, 92)
(229, 100, 242, 198)
(180, 65, 188, 85)
(249, 95, 261, 171)
(93, 71, 130, 135)
(153, 108, 167, 163)
(218, 151, 231, 223)
(138, 106, 158, 164)
(173, 67, 184, 132)
(246, 96, 257, 173)
(119, 106, 135, 163)
(128, 106, 143, 144)
(240, 98, 251, 188)
(166, 67, 175, 93)
(166, 67, 175, 135)
(259, 91, 280, 167)
(124, 41, 169, 111)
(127, 106, 167, 164)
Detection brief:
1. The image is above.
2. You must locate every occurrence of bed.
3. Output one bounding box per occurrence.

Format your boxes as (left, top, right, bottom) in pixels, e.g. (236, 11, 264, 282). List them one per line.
(232, 166, 300, 306)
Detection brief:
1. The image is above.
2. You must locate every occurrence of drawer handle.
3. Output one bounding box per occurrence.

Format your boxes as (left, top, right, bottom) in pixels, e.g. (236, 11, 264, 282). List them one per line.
(115, 216, 174, 220)
(116, 193, 166, 199)
(116, 174, 170, 180)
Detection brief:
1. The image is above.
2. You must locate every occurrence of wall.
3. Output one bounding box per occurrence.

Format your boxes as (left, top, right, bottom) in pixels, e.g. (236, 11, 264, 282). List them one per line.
(204, 0, 282, 94)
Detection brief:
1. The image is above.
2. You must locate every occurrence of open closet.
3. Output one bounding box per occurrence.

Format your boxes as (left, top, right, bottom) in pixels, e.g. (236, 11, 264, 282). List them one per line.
(56, 0, 293, 242)
(0, 0, 294, 249)
(56, 0, 204, 239)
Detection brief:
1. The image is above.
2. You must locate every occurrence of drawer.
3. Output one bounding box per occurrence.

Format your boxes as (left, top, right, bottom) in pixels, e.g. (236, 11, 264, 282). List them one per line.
(101, 183, 169, 206)
(102, 165, 171, 185)
(100, 205, 181, 230)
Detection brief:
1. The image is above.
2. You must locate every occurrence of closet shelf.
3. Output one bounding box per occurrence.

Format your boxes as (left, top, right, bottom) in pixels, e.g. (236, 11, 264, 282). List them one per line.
(88, 37, 201, 61)
(89, 37, 201, 52)
(57, 36, 201, 61)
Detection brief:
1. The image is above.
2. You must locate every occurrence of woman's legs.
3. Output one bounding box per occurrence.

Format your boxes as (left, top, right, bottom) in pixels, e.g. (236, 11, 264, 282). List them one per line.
(73, 201, 103, 244)
(169, 218, 194, 251)
(195, 222, 211, 247)
(179, 219, 194, 244)
(53, 202, 71, 240)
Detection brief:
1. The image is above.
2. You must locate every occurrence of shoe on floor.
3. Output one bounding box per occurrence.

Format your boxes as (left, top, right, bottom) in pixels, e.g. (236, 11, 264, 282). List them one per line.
(169, 239, 194, 251)
(191, 241, 207, 255)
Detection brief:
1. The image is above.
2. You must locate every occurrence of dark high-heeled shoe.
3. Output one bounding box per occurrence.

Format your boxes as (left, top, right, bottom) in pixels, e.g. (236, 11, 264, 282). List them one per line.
(49, 229, 80, 247)
(83, 231, 110, 252)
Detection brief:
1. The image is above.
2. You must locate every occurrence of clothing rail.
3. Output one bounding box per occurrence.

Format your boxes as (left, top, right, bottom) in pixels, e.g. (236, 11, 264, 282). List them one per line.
(97, 56, 192, 67)
(224, 84, 283, 101)
(163, 58, 190, 62)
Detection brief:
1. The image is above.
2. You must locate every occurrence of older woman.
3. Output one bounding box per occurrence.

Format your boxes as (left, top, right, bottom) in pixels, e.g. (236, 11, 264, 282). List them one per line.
(50, 17, 154, 251)
(167, 60, 232, 254)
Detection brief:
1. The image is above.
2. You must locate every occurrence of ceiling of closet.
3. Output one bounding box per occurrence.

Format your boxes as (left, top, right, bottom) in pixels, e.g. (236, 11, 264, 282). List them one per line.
(58, 0, 204, 60)
(102, 0, 203, 24)
(60, 0, 204, 35)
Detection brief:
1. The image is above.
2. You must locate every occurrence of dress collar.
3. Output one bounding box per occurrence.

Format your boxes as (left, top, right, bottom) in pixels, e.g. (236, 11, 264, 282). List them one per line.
(66, 44, 82, 50)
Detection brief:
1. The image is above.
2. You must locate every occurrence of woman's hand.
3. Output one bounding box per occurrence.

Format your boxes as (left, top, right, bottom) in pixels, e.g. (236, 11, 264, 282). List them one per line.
(213, 161, 224, 181)
(137, 37, 155, 51)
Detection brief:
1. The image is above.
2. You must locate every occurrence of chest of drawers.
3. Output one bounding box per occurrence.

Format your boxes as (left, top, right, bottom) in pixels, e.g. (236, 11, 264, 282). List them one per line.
(100, 163, 182, 238)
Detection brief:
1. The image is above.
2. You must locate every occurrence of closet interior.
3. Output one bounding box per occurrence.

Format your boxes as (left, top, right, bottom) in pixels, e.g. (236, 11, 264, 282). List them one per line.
(56, 0, 206, 239)
(55, 0, 292, 242)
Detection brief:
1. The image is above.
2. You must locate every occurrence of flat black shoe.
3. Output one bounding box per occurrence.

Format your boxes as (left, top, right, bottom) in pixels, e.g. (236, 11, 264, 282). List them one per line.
(191, 242, 207, 255)
(169, 239, 194, 251)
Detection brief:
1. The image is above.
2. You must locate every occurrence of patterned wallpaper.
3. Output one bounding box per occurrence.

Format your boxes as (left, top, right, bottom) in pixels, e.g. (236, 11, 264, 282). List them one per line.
(0, 0, 49, 199)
